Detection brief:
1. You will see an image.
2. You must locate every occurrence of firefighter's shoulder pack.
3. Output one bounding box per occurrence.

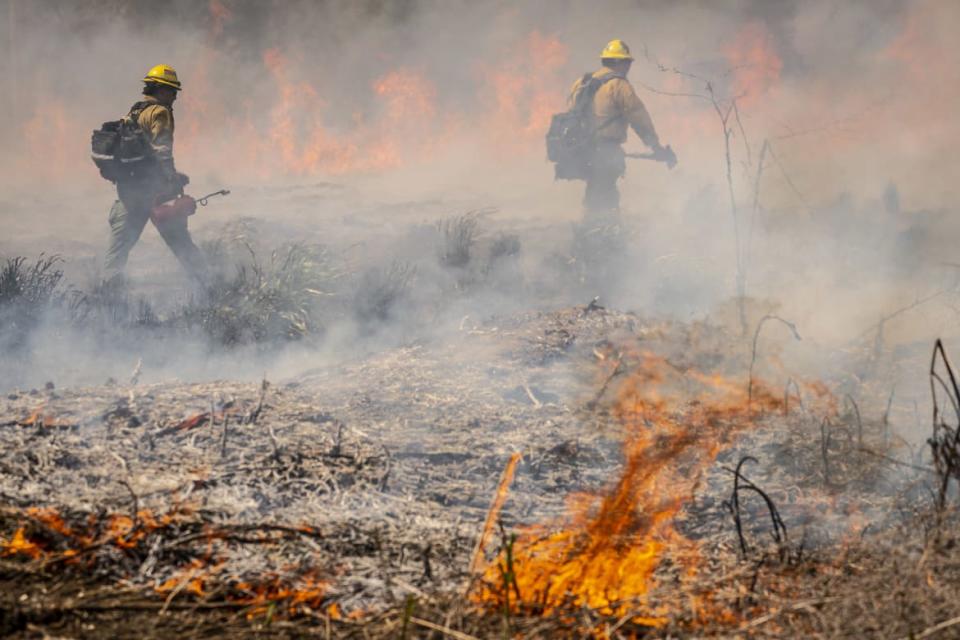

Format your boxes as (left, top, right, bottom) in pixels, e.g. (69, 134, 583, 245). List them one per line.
(90, 101, 160, 182)
(545, 73, 620, 181)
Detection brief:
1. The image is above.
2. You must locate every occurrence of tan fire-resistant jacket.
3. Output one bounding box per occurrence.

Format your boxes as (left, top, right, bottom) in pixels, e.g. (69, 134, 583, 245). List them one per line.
(132, 95, 176, 179)
(568, 68, 660, 147)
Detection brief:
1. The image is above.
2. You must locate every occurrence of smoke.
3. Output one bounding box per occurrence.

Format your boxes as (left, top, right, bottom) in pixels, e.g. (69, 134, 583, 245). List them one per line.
(2, 0, 960, 450)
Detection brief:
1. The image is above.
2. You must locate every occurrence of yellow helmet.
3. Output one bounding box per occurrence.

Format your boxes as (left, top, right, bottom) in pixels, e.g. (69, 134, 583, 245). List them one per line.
(143, 64, 182, 90)
(600, 39, 634, 61)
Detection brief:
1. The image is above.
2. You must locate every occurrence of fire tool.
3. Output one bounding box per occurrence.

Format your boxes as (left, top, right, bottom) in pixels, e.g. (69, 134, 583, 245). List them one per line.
(151, 189, 231, 224)
(626, 144, 678, 169)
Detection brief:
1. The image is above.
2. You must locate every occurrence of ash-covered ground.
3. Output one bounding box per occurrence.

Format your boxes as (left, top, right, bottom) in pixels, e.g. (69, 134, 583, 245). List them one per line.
(4, 2, 960, 636)
(0, 161, 959, 639)
(0, 285, 951, 638)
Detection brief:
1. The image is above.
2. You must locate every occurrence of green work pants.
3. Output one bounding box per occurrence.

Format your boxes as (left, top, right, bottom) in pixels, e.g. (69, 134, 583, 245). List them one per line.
(103, 180, 206, 283)
(583, 141, 626, 215)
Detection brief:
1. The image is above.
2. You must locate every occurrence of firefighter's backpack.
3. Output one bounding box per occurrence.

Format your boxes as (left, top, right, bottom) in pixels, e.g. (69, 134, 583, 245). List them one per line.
(90, 101, 158, 182)
(545, 73, 619, 180)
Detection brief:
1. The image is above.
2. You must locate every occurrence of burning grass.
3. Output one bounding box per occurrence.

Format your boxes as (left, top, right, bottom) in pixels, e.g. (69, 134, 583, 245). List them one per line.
(468, 349, 791, 632)
(0, 305, 957, 638)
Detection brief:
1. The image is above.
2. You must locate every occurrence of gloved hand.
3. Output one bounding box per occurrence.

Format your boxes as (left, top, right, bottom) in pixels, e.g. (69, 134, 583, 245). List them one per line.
(652, 144, 677, 169)
(174, 172, 190, 188)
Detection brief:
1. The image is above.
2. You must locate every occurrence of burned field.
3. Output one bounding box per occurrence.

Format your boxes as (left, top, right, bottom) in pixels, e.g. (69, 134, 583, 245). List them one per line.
(2, 302, 959, 639)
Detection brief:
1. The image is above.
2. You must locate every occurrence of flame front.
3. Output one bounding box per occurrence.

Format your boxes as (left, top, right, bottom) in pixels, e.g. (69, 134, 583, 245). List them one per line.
(0, 505, 333, 619)
(476, 353, 784, 627)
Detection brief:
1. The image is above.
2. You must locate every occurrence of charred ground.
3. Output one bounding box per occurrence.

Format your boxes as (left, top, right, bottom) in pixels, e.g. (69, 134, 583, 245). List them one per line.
(1, 283, 958, 637)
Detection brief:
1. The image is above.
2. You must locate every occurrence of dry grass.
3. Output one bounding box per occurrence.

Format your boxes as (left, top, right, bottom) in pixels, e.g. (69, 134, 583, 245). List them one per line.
(0, 255, 64, 353)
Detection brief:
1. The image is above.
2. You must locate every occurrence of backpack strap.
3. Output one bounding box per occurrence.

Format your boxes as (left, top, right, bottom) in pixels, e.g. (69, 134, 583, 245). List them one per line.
(126, 100, 173, 129)
(572, 72, 621, 114)
(571, 72, 623, 135)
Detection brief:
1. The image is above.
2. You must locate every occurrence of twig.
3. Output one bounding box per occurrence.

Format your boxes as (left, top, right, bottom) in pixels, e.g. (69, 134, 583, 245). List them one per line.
(267, 425, 281, 461)
(783, 378, 803, 416)
(119, 480, 139, 529)
(882, 385, 896, 443)
(409, 616, 480, 640)
(821, 417, 832, 487)
(248, 376, 270, 424)
(220, 411, 229, 459)
(740, 597, 840, 630)
(902, 614, 960, 640)
(859, 290, 953, 345)
(748, 314, 801, 407)
(587, 354, 624, 409)
(856, 447, 935, 474)
(160, 567, 198, 615)
(466, 453, 521, 583)
(728, 456, 752, 557)
(929, 339, 960, 512)
(724, 456, 788, 558)
(745, 140, 770, 290)
(732, 100, 752, 167)
(843, 394, 863, 447)
(766, 143, 809, 210)
(707, 82, 747, 335)
(522, 383, 541, 408)
(129, 358, 142, 385)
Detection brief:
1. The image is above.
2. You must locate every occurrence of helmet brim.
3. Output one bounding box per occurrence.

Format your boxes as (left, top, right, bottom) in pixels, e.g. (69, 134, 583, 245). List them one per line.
(144, 78, 182, 91)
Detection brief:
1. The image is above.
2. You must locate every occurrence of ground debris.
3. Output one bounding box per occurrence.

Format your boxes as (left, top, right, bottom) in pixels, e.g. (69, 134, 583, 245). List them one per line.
(0, 306, 954, 637)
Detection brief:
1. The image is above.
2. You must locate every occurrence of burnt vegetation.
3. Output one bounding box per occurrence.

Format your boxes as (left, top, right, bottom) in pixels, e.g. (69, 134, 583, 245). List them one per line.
(1, 298, 960, 638)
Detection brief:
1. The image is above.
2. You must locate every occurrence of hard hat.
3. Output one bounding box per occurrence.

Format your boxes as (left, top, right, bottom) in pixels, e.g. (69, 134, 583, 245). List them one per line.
(143, 64, 182, 90)
(600, 39, 634, 61)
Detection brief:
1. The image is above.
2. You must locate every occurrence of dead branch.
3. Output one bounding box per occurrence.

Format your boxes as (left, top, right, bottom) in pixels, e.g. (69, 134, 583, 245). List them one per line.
(929, 339, 960, 512)
(724, 456, 788, 559)
(410, 616, 481, 640)
(248, 376, 270, 424)
(843, 394, 863, 447)
(783, 378, 803, 416)
(748, 314, 801, 407)
(821, 417, 832, 487)
(466, 453, 521, 582)
(586, 354, 625, 410)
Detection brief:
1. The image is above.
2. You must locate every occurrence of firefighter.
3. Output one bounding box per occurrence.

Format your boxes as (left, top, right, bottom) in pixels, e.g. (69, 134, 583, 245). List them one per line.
(102, 64, 206, 285)
(569, 39, 673, 215)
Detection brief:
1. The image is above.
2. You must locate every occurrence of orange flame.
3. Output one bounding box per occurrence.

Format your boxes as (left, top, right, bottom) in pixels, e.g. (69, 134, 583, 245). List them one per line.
(475, 353, 784, 627)
(478, 30, 568, 150)
(2, 505, 335, 620)
(1, 527, 44, 559)
(9, 22, 573, 187)
(723, 22, 783, 107)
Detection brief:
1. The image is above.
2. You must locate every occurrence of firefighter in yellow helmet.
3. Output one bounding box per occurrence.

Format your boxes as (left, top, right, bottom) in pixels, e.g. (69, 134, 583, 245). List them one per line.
(102, 64, 206, 284)
(568, 40, 674, 215)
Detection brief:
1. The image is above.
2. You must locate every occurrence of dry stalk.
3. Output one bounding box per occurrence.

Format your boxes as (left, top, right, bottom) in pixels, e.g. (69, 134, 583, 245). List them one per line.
(466, 452, 521, 585)
(902, 614, 960, 640)
(843, 394, 863, 447)
(748, 314, 801, 407)
(929, 339, 960, 513)
(587, 353, 624, 410)
(821, 417, 832, 487)
(410, 616, 481, 640)
(725, 456, 788, 559)
(783, 377, 803, 416)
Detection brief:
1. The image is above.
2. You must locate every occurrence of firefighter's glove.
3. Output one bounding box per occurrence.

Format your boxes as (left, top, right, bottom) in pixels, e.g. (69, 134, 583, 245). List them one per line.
(653, 144, 677, 170)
